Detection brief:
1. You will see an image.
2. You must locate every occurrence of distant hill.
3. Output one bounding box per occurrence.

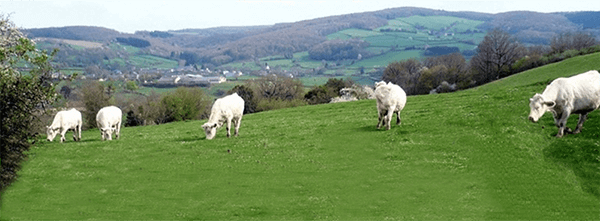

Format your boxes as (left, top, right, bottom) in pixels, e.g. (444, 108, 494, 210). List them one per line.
(167, 26, 270, 37)
(561, 11, 600, 29)
(22, 7, 600, 70)
(24, 26, 123, 42)
(477, 11, 580, 44)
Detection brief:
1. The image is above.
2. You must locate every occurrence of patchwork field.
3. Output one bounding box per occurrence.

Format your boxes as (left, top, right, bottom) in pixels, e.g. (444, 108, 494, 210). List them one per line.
(219, 15, 487, 88)
(2, 53, 600, 220)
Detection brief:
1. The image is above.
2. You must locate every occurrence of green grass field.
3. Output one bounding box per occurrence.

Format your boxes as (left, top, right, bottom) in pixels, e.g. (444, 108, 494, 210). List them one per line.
(396, 16, 484, 33)
(350, 50, 423, 68)
(2, 53, 600, 220)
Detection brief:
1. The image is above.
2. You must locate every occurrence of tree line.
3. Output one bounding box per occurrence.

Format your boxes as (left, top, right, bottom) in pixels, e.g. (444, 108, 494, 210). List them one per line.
(382, 29, 599, 95)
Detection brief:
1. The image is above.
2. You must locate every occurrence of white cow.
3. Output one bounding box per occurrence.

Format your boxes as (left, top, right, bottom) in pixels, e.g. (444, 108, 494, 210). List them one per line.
(46, 109, 82, 143)
(96, 106, 122, 141)
(374, 81, 407, 130)
(528, 70, 600, 137)
(202, 93, 244, 140)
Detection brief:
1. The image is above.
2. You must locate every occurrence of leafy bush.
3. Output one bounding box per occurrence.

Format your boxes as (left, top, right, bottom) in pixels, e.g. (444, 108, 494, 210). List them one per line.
(228, 85, 257, 114)
(247, 75, 304, 101)
(125, 110, 144, 127)
(155, 87, 211, 124)
(81, 81, 112, 129)
(125, 81, 138, 90)
(1, 16, 58, 192)
(305, 85, 337, 105)
(305, 78, 355, 105)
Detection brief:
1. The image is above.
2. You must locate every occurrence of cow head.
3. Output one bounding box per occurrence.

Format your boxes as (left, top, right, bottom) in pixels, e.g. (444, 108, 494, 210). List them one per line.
(202, 122, 219, 140)
(100, 127, 114, 141)
(374, 81, 386, 89)
(46, 126, 59, 142)
(528, 93, 555, 123)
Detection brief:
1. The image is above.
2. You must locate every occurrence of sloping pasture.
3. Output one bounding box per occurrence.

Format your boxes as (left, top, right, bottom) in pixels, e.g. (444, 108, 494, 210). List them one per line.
(2, 53, 600, 219)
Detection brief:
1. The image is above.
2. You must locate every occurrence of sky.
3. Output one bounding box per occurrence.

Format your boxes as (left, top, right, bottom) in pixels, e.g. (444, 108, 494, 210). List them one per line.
(1, 0, 599, 34)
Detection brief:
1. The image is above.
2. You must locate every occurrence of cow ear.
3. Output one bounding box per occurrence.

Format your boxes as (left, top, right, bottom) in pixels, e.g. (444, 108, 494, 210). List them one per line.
(544, 101, 556, 107)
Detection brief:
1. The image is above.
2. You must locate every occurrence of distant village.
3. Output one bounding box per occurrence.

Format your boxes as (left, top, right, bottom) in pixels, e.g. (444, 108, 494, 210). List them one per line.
(51, 65, 245, 88)
(48, 61, 309, 88)
(139, 66, 235, 88)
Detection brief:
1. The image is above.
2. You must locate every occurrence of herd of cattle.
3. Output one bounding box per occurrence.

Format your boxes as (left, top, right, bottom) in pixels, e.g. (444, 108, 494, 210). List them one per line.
(46, 105, 123, 142)
(46, 70, 600, 142)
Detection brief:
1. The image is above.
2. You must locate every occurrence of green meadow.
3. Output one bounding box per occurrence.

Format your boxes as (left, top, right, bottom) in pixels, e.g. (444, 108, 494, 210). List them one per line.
(2, 53, 600, 220)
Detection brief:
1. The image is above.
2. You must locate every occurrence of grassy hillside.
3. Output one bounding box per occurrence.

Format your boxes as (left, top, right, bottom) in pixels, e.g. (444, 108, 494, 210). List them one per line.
(2, 53, 600, 219)
(219, 15, 485, 87)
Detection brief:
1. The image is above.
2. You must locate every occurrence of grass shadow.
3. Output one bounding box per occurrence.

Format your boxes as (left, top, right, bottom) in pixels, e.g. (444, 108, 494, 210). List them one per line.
(357, 125, 380, 132)
(176, 135, 204, 142)
(356, 125, 409, 135)
(544, 137, 600, 199)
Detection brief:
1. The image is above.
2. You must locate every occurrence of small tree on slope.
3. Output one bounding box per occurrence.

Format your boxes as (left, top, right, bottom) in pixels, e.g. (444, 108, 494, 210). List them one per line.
(0, 15, 58, 193)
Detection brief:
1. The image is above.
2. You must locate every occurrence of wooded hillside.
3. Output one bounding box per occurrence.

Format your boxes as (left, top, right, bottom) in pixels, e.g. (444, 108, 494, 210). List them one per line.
(22, 7, 600, 68)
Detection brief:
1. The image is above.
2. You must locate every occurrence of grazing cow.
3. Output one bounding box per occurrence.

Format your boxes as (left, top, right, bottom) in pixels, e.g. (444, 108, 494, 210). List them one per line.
(46, 109, 82, 143)
(202, 93, 244, 140)
(96, 106, 122, 141)
(375, 81, 407, 130)
(528, 70, 600, 137)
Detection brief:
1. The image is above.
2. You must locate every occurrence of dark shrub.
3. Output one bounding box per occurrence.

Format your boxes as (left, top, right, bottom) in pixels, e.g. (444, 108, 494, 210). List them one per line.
(81, 81, 112, 129)
(228, 85, 257, 114)
(305, 85, 337, 105)
(125, 110, 144, 127)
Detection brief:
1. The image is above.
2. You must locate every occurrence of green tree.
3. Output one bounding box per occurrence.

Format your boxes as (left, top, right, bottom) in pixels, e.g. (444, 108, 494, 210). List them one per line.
(156, 87, 211, 124)
(382, 59, 423, 95)
(470, 29, 522, 83)
(81, 81, 112, 128)
(228, 85, 257, 114)
(125, 80, 139, 90)
(1, 15, 58, 192)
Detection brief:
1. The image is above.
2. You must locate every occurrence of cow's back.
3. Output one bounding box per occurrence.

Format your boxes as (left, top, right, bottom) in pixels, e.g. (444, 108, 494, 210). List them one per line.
(212, 93, 244, 116)
(96, 106, 122, 127)
(389, 84, 407, 110)
(547, 70, 600, 111)
(51, 109, 81, 128)
(374, 85, 392, 105)
(375, 84, 406, 110)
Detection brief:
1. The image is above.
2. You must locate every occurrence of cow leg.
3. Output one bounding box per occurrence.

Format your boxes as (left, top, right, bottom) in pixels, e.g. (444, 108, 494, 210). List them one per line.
(234, 117, 242, 137)
(226, 118, 232, 138)
(574, 113, 588, 134)
(115, 120, 121, 139)
(72, 128, 78, 141)
(77, 124, 82, 141)
(377, 109, 384, 129)
(60, 128, 67, 143)
(555, 111, 571, 138)
(386, 108, 394, 130)
(396, 110, 401, 125)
